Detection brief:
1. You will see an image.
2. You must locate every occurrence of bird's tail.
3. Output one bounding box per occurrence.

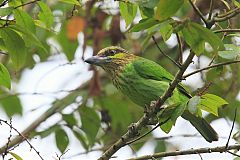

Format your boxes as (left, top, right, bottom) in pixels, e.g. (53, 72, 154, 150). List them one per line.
(182, 110, 218, 142)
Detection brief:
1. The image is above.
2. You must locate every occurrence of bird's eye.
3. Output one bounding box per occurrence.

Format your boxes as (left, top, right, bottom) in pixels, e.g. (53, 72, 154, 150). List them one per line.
(108, 50, 116, 56)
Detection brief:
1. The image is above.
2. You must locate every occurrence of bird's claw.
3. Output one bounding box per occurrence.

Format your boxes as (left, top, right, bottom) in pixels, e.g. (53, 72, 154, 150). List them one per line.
(128, 123, 139, 137)
(144, 105, 151, 114)
(147, 117, 158, 125)
(144, 101, 157, 115)
(150, 100, 157, 107)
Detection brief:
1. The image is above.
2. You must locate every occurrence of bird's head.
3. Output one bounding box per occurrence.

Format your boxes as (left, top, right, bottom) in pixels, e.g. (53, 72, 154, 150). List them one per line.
(85, 46, 135, 71)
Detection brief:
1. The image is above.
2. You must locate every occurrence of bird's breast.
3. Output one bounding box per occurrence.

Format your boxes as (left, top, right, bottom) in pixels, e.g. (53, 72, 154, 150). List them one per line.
(112, 71, 165, 107)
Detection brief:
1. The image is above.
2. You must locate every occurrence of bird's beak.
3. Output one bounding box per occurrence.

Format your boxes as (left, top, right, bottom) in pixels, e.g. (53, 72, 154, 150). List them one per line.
(84, 56, 111, 66)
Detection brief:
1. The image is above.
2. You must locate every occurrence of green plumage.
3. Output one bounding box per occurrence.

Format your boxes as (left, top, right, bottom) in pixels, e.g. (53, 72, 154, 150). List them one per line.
(85, 46, 218, 142)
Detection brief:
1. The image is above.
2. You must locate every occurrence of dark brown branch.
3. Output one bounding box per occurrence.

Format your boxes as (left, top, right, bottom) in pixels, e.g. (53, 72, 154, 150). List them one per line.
(183, 60, 240, 78)
(128, 144, 240, 160)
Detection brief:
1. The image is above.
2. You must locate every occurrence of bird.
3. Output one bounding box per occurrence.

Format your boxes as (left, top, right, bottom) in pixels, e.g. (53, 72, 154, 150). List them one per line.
(85, 46, 218, 142)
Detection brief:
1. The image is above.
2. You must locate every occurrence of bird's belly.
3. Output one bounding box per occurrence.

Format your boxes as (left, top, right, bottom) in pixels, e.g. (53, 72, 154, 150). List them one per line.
(115, 75, 173, 107)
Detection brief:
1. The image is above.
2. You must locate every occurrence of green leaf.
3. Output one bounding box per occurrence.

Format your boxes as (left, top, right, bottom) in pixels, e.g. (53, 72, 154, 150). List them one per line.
(79, 106, 100, 147)
(59, 0, 80, 6)
(160, 120, 173, 133)
(73, 129, 89, 150)
(139, 0, 159, 8)
(55, 128, 69, 153)
(158, 105, 175, 133)
(8, 1, 22, 7)
(198, 94, 228, 116)
(14, 9, 36, 33)
(191, 22, 224, 51)
(37, 125, 59, 138)
(218, 44, 240, 59)
(56, 22, 78, 61)
(0, 95, 22, 117)
(62, 113, 76, 127)
(38, 1, 54, 28)
(187, 96, 201, 115)
(182, 22, 224, 55)
(98, 93, 138, 135)
(182, 22, 205, 55)
(233, 0, 240, 8)
(10, 152, 23, 160)
(233, 131, 240, 142)
(159, 21, 173, 41)
(0, 63, 11, 89)
(9, 25, 47, 54)
(155, 0, 184, 21)
(0, 38, 6, 51)
(154, 140, 166, 153)
(139, 7, 154, 18)
(0, 7, 14, 16)
(171, 103, 186, 123)
(0, 28, 27, 68)
(129, 18, 159, 32)
(119, 2, 137, 27)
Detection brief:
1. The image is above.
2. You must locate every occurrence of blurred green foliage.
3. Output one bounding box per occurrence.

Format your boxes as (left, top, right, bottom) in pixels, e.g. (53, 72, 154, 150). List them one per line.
(0, 0, 239, 159)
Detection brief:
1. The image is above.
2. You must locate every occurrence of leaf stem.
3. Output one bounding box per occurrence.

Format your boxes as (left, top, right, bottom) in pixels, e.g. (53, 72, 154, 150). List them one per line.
(152, 36, 181, 68)
(183, 60, 240, 78)
(188, 0, 208, 27)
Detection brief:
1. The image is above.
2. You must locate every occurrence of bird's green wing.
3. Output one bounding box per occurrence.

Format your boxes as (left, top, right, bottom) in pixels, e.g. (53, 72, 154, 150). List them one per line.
(133, 57, 191, 98)
(133, 57, 174, 82)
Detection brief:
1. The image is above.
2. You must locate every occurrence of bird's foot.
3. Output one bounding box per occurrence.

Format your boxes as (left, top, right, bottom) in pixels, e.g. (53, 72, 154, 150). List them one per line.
(147, 116, 158, 125)
(150, 100, 157, 107)
(144, 102, 156, 115)
(128, 123, 139, 137)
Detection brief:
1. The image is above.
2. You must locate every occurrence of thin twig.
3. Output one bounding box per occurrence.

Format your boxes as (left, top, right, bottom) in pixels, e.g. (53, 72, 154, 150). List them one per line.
(226, 107, 238, 149)
(2, 118, 13, 160)
(176, 33, 183, 64)
(214, 28, 240, 33)
(213, 8, 240, 22)
(208, 54, 217, 66)
(0, 119, 44, 160)
(227, 150, 240, 158)
(188, 0, 208, 26)
(155, 134, 227, 141)
(183, 60, 240, 78)
(216, 7, 239, 18)
(152, 36, 181, 68)
(126, 118, 171, 145)
(14, 0, 40, 9)
(128, 144, 240, 160)
(208, 0, 214, 20)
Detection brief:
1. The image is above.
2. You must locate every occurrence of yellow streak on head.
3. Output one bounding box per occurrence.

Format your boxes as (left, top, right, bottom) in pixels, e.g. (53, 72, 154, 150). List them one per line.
(108, 53, 127, 59)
